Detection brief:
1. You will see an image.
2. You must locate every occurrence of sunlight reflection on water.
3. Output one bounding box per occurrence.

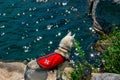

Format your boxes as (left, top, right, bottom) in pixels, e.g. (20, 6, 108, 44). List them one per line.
(0, 0, 93, 61)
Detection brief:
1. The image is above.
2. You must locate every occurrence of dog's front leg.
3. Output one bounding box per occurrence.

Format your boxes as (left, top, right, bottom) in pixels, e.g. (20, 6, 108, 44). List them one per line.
(56, 61, 68, 80)
(56, 69, 62, 80)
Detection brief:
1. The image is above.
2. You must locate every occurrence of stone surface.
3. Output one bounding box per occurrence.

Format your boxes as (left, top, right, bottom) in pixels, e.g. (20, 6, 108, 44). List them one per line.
(92, 73, 120, 80)
(0, 61, 25, 80)
(113, 0, 120, 4)
(90, 0, 120, 34)
(0, 61, 120, 80)
(0, 61, 73, 80)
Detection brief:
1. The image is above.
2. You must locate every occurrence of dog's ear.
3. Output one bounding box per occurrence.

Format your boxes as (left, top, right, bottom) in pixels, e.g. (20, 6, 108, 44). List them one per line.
(67, 32, 72, 36)
(72, 34, 75, 38)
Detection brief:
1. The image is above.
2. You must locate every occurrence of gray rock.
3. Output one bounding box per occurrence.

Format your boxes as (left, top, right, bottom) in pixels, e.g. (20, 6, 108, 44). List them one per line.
(113, 0, 120, 4)
(92, 73, 120, 80)
(0, 61, 25, 80)
(90, 0, 120, 34)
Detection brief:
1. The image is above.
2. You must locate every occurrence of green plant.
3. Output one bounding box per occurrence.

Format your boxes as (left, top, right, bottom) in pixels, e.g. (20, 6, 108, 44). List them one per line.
(101, 28, 120, 74)
(69, 27, 120, 80)
(70, 39, 93, 80)
(70, 62, 83, 80)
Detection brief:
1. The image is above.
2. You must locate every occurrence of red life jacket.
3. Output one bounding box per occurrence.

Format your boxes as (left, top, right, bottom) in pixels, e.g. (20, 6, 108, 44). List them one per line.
(37, 53, 69, 70)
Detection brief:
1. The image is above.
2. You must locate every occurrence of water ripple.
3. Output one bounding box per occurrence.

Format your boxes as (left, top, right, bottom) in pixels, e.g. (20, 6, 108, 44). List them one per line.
(0, 0, 92, 60)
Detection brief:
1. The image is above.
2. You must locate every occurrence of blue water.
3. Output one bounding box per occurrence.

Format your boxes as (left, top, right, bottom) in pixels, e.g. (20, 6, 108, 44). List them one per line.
(0, 0, 93, 61)
(95, 0, 120, 33)
(1, 0, 119, 62)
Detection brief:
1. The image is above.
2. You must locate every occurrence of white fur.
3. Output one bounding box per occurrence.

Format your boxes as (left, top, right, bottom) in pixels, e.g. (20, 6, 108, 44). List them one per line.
(24, 32, 75, 80)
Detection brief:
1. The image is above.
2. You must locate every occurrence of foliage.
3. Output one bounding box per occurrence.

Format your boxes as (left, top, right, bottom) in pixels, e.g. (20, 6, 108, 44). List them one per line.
(68, 27, 120, 80)
(100, 27, 120, 74)
(70, 62, 83, 80)
(70, 39, 94, 80)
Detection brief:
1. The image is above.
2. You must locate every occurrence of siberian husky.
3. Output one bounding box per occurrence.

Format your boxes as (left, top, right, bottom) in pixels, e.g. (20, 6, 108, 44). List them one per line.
(24, 32, 75, 80)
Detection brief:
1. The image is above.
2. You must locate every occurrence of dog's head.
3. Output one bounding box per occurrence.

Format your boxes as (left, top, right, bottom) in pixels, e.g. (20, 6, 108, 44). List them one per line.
(59, 32, 75, 52)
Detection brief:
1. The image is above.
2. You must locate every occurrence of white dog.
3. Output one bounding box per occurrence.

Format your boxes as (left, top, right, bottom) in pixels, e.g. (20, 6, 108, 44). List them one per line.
(24, 32, 75, 80)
